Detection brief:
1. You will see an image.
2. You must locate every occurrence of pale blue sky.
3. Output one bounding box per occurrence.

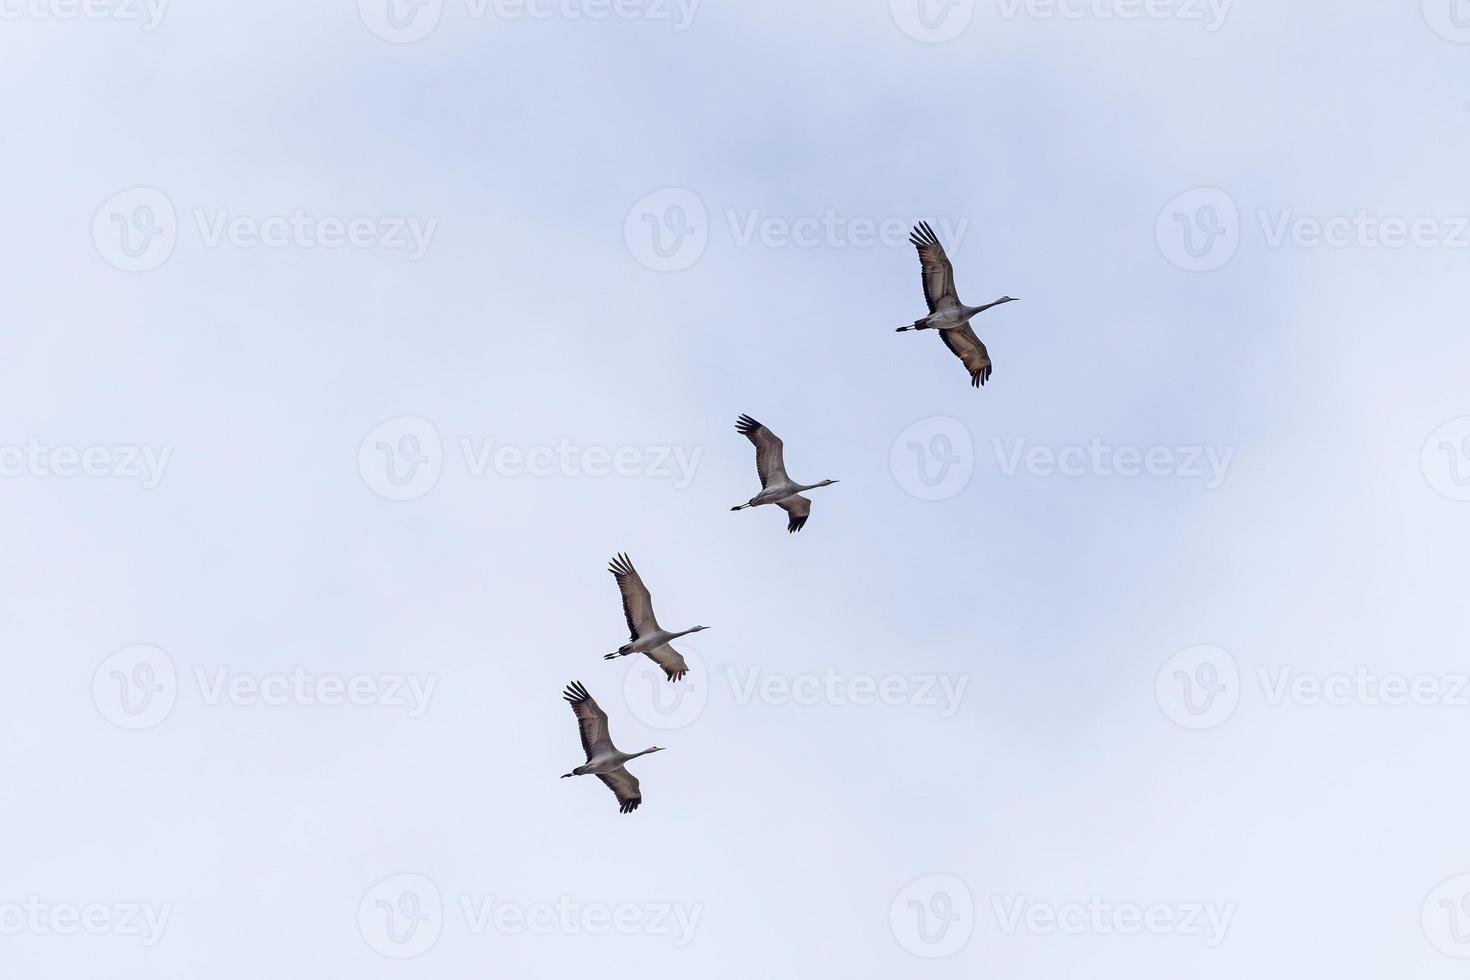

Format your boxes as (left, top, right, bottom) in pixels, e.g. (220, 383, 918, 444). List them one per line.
(2, 1, 1470, 976)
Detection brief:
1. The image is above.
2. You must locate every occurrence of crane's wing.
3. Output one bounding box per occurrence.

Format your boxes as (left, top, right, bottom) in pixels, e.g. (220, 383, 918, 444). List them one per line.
(939, 324, 992, 388)
(910, 221, 957, 313)
(735, 414, 789, 489)
(645, 644, 689, 683)
(597, 766, 642, 814)
(563, 681, 612, 761)
(609, 553, 659, 640)
(776, 494, 811, 534)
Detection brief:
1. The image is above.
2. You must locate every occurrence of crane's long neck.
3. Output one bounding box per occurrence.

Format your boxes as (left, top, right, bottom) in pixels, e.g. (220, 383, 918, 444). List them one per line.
(973, 297, 1010, 315)
(627, 747, 660, 760)
(670, 627, 700, 640)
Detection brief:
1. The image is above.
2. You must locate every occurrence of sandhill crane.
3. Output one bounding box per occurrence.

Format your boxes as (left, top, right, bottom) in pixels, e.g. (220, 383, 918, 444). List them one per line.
(731, 414, 838, 534)
(602, 553, 706, 682)
(560, 681, 664, 814)
(896, 220, 1018, 387)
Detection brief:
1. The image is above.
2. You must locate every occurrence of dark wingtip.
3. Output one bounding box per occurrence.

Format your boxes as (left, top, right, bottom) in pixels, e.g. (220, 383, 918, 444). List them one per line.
(911, 220, 940, 247)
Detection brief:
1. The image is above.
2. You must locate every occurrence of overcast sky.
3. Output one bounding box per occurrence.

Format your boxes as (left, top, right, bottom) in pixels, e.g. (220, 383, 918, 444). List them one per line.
(3, 1, 1470, 977)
